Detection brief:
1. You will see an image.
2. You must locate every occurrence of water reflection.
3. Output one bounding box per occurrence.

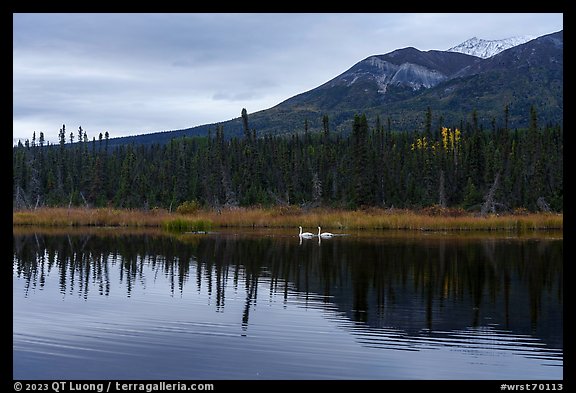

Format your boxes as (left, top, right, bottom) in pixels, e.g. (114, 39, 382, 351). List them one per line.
(13, 228, 563, 379)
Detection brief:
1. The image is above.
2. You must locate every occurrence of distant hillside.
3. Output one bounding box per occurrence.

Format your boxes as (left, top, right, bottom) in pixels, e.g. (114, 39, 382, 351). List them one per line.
(106, 30, 562, 148)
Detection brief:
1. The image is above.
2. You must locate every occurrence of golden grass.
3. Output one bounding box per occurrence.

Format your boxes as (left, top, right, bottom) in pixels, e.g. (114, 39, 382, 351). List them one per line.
(13, 206, 563, 232)
(13, 207, 168, 227)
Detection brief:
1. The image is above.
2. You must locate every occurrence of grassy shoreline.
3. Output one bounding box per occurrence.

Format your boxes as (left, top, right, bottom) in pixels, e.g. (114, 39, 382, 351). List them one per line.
(13, 206, 563, 232)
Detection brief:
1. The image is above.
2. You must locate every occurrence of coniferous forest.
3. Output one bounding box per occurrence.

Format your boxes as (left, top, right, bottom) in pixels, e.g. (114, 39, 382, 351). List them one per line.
(13, 108, 563, 213)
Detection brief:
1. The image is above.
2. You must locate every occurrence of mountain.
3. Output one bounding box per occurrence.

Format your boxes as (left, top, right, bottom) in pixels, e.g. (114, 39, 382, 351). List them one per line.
(106, 30, 562, 148)
(447, 35, 536, 58)
(282, 48, 478, 108)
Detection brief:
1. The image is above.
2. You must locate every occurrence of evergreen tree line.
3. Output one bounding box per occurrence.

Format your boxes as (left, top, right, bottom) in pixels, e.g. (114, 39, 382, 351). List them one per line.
(13, 109, 563, 212)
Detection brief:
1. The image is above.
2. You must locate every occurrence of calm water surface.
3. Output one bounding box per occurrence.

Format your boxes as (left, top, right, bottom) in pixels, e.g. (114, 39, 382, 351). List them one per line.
(13, 228, 563, 380)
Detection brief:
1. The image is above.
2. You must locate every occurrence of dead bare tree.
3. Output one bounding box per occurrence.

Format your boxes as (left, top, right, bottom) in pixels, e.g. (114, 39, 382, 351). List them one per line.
(221, 166, 238, 207)
(537, 196, 551, 213)
(481, 172, 500, 216)
(438, 170, 446, 208)
(14, 186, 30, 210)
(79, 191, 89, 208)
(312, 172, 322, 205)
(29, 161, 42, 209)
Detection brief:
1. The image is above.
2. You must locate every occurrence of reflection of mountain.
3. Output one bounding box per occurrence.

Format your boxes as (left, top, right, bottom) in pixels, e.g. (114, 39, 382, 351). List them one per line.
(13, 231, 563, 353)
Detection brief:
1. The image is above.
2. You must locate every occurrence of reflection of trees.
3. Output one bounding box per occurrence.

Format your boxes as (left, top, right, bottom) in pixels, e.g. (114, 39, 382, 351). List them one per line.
(13, 232, 562, 347)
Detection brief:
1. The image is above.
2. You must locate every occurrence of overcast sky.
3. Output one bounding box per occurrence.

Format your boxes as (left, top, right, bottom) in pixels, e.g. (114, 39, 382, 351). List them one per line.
(13, 13, 563, 145)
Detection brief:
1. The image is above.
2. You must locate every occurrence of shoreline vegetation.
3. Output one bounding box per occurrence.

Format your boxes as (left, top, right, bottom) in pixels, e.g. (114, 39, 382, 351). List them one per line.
(13, 206, 563, 233)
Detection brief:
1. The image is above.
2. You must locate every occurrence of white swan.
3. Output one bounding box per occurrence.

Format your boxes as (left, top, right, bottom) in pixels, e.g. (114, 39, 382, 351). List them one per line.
(318, 226, 334, 238)
(299, 226, 315, 238)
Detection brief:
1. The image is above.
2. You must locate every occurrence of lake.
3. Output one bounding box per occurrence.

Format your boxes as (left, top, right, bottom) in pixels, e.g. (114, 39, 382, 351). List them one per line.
(13, 227, 563, 380)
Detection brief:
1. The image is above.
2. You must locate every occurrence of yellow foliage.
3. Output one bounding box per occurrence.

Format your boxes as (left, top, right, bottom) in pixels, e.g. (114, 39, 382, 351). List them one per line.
(411, 127, 461, 155)
(442, 127, 448, 150)
(440, 127, 462, 152)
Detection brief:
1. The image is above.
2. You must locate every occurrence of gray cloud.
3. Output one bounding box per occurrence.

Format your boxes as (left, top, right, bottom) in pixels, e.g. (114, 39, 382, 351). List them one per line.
(212, 91, 261, 102)
(13, 13, 563, 145)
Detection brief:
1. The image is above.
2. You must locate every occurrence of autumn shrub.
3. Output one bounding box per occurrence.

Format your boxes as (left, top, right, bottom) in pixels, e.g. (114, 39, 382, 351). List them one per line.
(270, 205, 303, 217)
(176, 200, 201, 215)
(420, 205, 467, 217)
(512, 207, 530, 216)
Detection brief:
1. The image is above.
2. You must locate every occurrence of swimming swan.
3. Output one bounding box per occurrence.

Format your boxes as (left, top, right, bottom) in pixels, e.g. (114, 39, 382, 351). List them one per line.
(299, 226, 315, 238)
(318, 226, 335, 238)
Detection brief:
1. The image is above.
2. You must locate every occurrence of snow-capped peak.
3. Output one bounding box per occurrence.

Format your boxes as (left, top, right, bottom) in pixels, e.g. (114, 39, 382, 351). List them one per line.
(447, 35, 535, 59)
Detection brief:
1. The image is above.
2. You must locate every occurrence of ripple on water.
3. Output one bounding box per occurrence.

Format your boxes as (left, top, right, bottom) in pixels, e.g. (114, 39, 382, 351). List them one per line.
(13, 232, 563, 380)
